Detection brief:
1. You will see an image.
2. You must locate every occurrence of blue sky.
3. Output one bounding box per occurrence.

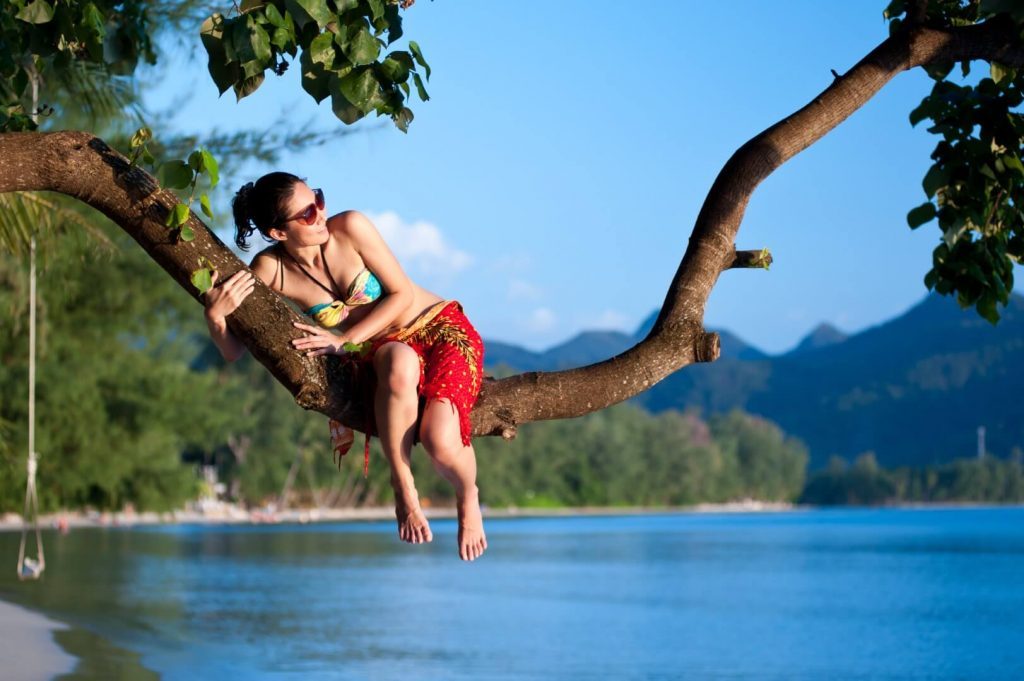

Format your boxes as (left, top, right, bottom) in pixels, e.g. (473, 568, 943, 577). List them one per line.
(146, 1, 1021, 354)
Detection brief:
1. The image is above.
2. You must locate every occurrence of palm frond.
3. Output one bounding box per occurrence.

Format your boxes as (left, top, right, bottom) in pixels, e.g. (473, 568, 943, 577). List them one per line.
(0, 192, 115, 257)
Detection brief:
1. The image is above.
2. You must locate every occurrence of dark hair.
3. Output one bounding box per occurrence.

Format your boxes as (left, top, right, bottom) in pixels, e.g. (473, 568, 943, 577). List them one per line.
(232, 172, 303, 250)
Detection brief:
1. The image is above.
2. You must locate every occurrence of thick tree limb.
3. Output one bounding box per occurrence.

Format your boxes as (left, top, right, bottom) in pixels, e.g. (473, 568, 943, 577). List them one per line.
(0, 17, 1021, 439)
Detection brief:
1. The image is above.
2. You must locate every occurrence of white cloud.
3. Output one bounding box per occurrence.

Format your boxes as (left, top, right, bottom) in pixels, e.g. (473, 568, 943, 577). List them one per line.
(492, 253, 532, 273)
(526, 307, 557, 333)
(591, 308, 629, 331)
(507, 279, 541, 301)
(368, 211, 472, 274)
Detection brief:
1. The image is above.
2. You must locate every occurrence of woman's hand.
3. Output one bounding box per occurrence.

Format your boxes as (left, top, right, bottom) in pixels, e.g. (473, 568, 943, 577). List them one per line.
(291, 322, 351, 358)
(204, 270, 255, 324)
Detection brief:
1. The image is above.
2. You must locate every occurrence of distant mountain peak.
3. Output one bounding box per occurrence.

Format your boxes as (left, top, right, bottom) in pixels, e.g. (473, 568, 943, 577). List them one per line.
(791, 322, 848, 354)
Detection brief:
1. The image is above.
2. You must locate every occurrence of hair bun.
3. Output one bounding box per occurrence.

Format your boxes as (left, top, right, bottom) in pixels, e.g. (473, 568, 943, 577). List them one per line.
(232, 182, 257, 250)
(236, 182, 255, 209)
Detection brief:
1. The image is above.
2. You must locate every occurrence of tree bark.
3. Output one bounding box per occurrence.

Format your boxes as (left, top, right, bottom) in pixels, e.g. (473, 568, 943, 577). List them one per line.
(1, 18, 1021, 439)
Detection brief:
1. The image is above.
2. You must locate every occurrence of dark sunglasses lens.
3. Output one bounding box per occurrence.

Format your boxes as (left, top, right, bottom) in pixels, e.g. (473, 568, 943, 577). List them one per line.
(301, 204, 317, 224)
(314, 188, 325, 210)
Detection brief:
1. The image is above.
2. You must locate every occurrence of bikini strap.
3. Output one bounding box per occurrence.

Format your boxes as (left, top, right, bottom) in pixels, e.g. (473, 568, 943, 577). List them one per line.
(280, 243, 340, 298)
(275, 246, 285, 290)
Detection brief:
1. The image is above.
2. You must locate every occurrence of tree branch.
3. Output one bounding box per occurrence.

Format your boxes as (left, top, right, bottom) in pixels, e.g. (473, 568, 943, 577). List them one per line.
(1, 16, 1021, 440)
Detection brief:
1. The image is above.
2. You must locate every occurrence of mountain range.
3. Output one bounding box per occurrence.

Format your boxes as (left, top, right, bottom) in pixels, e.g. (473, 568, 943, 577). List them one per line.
(484, 293, 1024, 469)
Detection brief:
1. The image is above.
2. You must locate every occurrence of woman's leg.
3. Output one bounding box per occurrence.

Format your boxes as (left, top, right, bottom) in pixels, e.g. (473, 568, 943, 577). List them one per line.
(419, 399, 487, 561)
(373, 342, 432, 544)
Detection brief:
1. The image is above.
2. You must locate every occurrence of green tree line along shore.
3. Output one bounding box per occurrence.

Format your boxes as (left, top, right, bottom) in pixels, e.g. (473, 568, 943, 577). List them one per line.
(4, 2, 1024, 515)
(3, 226, 1023, 513)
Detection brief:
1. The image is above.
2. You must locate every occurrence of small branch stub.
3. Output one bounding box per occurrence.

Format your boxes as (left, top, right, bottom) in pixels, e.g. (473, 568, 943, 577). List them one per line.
(730, 248, 773, 270)
(695, 331, 721, 363)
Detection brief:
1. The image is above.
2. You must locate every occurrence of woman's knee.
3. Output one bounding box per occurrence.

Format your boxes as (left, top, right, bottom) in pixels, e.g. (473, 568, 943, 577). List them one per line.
(419, 399, 463, 462)
(374, 342, 420, 393)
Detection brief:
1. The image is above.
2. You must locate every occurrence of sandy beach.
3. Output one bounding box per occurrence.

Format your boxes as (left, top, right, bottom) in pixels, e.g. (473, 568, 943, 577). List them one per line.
(0, 598, 75, 680)
(0, 499, 795, 533)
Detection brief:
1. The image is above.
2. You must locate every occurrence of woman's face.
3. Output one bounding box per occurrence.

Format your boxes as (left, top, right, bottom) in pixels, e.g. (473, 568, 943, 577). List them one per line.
(274, 182, 328, 247)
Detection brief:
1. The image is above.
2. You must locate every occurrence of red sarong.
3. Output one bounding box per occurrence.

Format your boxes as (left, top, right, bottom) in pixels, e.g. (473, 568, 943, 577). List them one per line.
(330, 300, 484, 474)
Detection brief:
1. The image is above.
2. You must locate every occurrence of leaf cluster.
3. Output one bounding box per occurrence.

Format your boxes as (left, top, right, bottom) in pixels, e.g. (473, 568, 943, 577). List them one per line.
(199, 0, 429, 131)
(0, 0, 156, 132)
(886, 0, 1024, 323)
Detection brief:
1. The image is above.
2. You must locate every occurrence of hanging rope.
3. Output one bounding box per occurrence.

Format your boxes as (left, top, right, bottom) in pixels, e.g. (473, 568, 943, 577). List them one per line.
(17, 453, 45, 581)
(17, 236, 45, 581)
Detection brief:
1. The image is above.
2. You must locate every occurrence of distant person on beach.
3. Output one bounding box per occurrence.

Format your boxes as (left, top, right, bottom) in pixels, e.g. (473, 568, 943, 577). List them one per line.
(202, 173, 487, 561)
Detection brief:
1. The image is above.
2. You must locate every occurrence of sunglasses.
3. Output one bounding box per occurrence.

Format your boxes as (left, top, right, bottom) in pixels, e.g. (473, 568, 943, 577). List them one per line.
(277, 188, 325, 227)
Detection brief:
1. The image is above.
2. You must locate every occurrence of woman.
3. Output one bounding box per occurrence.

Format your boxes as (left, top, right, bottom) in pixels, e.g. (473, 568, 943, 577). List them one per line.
(204, 172, 487, 561)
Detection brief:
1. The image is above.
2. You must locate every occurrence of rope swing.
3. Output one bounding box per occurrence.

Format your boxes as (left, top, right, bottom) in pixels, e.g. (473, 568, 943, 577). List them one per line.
(16, 237, 45, 581)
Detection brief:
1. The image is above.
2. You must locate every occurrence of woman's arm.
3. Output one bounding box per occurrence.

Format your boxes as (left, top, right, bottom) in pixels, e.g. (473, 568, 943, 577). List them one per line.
(203, 256, 274, 361)
(331, 210, 415, 344)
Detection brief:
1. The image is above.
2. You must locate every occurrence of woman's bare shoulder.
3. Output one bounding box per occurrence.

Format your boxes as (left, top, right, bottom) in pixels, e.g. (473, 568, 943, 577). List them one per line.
(327, 210, 376, 239)
(249, 246, 281, 288)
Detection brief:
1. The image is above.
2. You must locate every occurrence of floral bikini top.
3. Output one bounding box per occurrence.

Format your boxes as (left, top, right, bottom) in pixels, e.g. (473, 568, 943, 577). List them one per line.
(276, 244, 383, 328)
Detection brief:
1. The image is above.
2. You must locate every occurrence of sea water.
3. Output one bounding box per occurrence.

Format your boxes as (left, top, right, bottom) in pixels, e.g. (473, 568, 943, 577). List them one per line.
(2, 508, 1023, 680)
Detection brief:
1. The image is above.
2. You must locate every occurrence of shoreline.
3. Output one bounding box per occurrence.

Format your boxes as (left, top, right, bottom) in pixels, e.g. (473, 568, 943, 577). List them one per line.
(0, 500, 795, 532)
(0, 598, 77, 680)
(2, 499, 1021, 533)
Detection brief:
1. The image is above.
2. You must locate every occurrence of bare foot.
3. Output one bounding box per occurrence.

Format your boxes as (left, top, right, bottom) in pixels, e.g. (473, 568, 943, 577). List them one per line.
(394, 488, 432, 544)
(457, 487, 487, 561)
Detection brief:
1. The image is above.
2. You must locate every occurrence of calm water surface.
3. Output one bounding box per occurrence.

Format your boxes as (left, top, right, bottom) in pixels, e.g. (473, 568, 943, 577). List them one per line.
(1, 508, 1023, 680)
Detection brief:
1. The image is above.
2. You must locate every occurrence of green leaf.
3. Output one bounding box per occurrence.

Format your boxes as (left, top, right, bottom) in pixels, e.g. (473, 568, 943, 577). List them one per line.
(200, 193, 214, 219)
(180, 225, 196, 242)
(378, 51, 412, 83)
(142, 149, 156, 166)
(976, 292, 999, 324)
(234, 73, 266, 100)
(408, 40, 431, 80)
(200, 14, 240, 95)
(250, 18, 273, 63)
(300, 48, 331, 102)
(366, 0, 385, 21)
(241, 0, 267, 11)
(923, 61, 953, 81)
(200, 149, 220, 187)
(15, 0, 55, 24)
(158, 161, 193, 190)
(338, 67, 382, 113)
(1002, 154, 1024, 176)
(907, 202, 937, 229)
(334, 0, 360, 12)
(271, 26, 292, 50)
(309, 31, 336, 67)
(342, 340, 371, 356)
(130, 127, 152, 150)
(392, 106, 413, 133)
(882, 0, 906, 20)
(979, 0, 1024, 20)
(80, 2, 106, 60)
(173, 203, 191, 227)
(909, 98, 933, 127)
(330, 77, 365, 124)
(991, 62, 1013, 85)
(188, 150, 203, 172)
(191, 267, 214, 294)
(412, 71, 429, 101)
(265, 3, 286, 27)
(285, 0, 332, 30)
(922, 164, 949, 198)
(344, 25, 380, 66)
(383, 3, 403, 44)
